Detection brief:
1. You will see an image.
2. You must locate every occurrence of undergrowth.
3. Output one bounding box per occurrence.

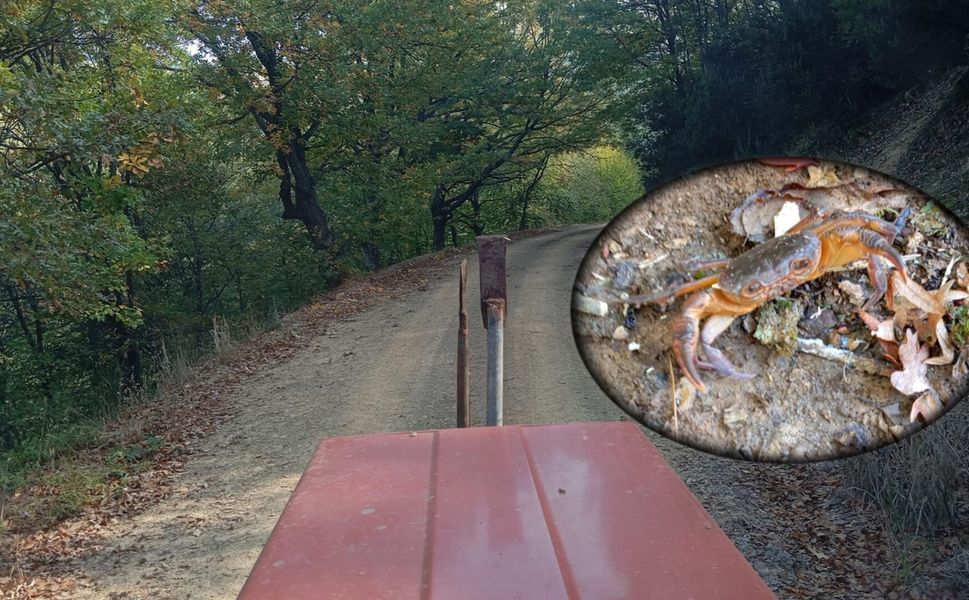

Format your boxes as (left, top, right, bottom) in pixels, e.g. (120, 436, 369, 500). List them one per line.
(0, 316, 250, 538)
(841, 402, 969, 590)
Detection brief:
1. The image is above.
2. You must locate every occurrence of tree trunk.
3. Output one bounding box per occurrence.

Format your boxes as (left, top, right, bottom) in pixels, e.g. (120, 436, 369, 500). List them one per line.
(119, 336, 143, 397)
(449, 224, 459, 247)
(115, 273, 143, 397)
(234, 270, 246, 312)
(470, 192, 485, 236)
(277, 146, 334, 251)
(431, 185, 450, 251)
(361, 241, 380, 271)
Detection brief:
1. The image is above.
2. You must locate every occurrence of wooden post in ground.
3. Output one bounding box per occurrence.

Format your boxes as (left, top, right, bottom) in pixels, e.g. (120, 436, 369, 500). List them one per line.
(456, 260, 470, 428)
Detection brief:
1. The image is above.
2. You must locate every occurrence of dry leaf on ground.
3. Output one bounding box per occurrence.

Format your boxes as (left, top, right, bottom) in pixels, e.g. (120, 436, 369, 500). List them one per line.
(729, 189, 812, 242)
(857, 309, 894, 342)
(890, 329, 933, 395)
(909, 390, 943, 424)
(924, 319, 955, 366)
(773, 201, 803, 237)
(857, 309, 900, 365)
(891, 272, 945, 316)
(954, 348, 969, 379)
(806, 164, 840, 188)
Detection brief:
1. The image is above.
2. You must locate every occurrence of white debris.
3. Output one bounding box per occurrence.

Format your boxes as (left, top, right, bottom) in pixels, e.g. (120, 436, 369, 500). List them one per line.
(773, 201, 803, 237)
(574, 294, 609, 316)
(795, 337, 885, 376)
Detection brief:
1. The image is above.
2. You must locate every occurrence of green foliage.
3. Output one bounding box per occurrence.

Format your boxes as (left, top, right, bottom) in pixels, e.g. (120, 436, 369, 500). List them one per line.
(540, 146, 645, 224)
(951, 305, 969, 347)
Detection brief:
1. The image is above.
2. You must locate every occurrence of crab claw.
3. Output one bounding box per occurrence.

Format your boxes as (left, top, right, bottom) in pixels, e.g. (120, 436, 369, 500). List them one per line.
(671, 290, 712, 393)
(698, 342, 756, 381)
(859, 229, 908, 282)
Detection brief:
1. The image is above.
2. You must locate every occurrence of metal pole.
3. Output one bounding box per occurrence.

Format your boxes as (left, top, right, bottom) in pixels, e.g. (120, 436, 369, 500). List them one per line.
(485, 303, 504, 426)
(457, 260, 470, 428)
(476, 236, 508, 427)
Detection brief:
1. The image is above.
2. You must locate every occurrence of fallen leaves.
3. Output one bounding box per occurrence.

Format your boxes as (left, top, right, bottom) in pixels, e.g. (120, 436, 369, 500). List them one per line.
(773, 201, 803, 237)
(857, 309, 900, 366)
(889, 330, 932, 396)
(729, 188, 812, 242)
(909, 390, 944, 424)
(890, 271, 944, 317)
(925, 319, 954, 366)
(806, 163, 841, 188)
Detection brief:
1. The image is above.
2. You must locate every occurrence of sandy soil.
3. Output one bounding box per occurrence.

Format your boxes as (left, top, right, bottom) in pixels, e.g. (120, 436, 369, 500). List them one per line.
(53, 226, 945, 599)
(573, 160, 969, 462)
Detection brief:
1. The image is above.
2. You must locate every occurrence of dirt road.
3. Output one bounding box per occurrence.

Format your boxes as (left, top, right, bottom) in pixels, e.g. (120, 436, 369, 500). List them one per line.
(68, 226, 886, 599)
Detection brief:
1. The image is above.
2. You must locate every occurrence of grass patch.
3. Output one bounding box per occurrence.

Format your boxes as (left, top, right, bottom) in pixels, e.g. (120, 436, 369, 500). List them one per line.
(842, 406, 966, 533)
(0, 424, 164, 535)
(0, 422, 104, 492)
(950, 305, 969, 346)
(840, 403, 969, 590)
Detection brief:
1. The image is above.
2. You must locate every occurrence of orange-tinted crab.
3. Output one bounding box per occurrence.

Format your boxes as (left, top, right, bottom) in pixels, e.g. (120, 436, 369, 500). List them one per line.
(644, 209, 909, 392)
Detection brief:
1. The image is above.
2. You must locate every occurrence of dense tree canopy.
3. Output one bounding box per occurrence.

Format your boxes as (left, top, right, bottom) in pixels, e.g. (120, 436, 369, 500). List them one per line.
(1, 0, 967, 462)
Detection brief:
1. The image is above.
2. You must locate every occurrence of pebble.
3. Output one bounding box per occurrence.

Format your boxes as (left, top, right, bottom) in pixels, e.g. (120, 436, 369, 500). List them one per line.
(613, 260, 638, 289)
(574, 294, 609, 316)
(722, 404, 746, 429)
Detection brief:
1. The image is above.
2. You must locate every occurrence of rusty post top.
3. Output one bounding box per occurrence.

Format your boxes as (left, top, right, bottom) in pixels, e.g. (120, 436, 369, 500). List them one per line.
(475, 235, 509, 329)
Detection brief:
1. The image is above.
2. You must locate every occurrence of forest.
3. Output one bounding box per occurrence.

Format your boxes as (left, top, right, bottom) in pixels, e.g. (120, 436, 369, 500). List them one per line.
(2, 0, 969, 508)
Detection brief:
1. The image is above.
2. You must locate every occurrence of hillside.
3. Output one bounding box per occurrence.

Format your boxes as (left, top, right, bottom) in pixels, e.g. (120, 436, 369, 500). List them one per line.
(793, 65, 969, 222)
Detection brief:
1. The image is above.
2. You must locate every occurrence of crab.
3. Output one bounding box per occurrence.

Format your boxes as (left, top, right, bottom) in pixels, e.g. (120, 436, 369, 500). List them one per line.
(643, 209, 910, 392)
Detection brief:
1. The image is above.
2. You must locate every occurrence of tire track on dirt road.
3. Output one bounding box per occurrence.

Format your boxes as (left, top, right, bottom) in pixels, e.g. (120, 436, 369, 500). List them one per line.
(68, 225, 819, 599)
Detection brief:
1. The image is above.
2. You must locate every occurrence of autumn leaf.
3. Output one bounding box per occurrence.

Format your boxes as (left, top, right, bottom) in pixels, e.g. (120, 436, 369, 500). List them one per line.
(924, 319, 954, 366)
(857, 308, 900, 366)
(773, 201, 803, 237)
(909, 390, 943, 424)
(858, 309, 894, 342)
(890, 329, 933, 396)
(890, 272, 945, 316)
(957, 261, 969, 290)
(806, 163, 840, 188)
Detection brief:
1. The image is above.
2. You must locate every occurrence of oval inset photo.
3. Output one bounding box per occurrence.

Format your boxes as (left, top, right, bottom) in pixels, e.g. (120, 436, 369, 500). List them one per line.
(572, 158, 969, 462)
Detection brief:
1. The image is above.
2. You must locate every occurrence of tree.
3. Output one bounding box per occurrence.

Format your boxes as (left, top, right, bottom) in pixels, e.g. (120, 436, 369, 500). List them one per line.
(417, 1, 631, 249)
(0, 0, 189, 443)
(182, 0, 359, 251)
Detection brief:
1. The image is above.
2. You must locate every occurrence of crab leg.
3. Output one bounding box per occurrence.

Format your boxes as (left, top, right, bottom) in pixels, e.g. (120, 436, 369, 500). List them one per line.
(685, 257, 731, 274)
(824, 226, 908, 276)
(696, 314, 755, 380)
(864, 254, 888, 311)
(624, 273, 720, 307)
(857, 228, 907, 278)
(787, 211, 826, 234)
